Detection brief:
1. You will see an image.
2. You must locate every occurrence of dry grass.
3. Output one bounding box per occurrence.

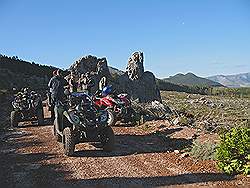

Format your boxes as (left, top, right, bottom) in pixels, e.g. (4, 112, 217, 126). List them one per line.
(161, 91, 250, 131)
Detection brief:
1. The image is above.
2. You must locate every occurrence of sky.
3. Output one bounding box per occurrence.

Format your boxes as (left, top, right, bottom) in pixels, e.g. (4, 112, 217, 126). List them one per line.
(0, 0, 250, 78)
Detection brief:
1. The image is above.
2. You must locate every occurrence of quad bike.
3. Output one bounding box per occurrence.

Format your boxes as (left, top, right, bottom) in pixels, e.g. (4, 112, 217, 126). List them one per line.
(53, 91, 115, 156)
(10, 91, 44, 127)
(93, 88, 135, 126)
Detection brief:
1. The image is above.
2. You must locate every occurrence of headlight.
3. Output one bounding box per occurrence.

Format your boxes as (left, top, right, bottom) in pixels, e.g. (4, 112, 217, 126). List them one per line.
(98, 111, 108, 122)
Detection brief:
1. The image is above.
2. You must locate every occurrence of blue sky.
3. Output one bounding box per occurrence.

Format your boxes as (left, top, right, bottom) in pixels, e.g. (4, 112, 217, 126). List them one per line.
(0, 0, 250, 78)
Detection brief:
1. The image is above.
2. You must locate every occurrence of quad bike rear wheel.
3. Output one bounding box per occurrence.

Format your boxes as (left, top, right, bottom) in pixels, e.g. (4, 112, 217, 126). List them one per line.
(37, 108, 44, 126)
(63, 127, 75, 156)
(101, 126, 115, 152)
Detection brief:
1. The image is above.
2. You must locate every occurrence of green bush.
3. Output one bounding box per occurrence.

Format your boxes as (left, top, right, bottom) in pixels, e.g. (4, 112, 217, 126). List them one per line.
(216, 127, 250, 175)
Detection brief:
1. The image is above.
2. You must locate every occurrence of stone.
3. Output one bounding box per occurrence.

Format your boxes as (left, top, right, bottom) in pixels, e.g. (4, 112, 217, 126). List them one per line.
(69, 55, 112, 93)
(173, 117, 180, 125)
(180, 153, 189, 158)
(116, 51, 162, 102)
(174, 150, 180, 154)
(126, 51, 144, 80)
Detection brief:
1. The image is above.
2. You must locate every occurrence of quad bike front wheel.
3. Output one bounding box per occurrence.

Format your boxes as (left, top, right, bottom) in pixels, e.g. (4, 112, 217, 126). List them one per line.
(63, 127, 75, 156)
(10, 111, 20, 127)
(123, 107, 137, 125)
(53, 123, 62, 142)
(101, 126, 115, 152)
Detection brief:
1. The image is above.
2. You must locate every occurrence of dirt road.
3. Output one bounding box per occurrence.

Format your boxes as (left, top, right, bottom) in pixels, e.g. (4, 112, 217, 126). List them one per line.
(0, 107, 249, 188)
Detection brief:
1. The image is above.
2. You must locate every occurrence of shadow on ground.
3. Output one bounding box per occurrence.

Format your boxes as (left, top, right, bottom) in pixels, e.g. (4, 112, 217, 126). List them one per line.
(0, 123, 237, 188)
(0, 128, 69, 188)
(74, 127, 192, 157)
(63, 173, 234, 188)
(17, 117, 52, 128)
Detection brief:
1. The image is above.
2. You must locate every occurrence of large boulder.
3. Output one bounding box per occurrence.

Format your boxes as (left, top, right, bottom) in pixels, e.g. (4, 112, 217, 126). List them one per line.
(69, 55, 110, 77)
(126, 51, 144, 80)
(69, 55, 112, 92)
(116, 51, 161, 102)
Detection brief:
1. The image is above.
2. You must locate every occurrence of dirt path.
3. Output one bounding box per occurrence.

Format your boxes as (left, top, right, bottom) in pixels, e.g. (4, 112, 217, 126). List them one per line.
(0, 107, 249, 188)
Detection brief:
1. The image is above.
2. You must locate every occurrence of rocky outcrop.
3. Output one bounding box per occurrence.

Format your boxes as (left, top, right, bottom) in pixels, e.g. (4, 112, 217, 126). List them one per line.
(126, 51, 144, 80)
(70, 55, 111, 77)
(69, 52, 161, 103)
(69, 55, 112, 92)
(116, 51, 161, 102)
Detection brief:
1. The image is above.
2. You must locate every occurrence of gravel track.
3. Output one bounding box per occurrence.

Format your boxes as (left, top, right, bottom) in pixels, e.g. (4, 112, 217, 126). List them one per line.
(0, 107, 249, 188)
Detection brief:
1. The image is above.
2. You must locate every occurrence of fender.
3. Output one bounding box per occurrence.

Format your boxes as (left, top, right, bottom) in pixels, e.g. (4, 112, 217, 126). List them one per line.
(101, 96, 114, 107)
(63, 111, 80, 127)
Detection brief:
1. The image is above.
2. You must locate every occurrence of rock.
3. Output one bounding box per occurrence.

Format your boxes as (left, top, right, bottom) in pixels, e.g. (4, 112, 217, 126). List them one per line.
(173, 117, 180, 125)
(131, 100, 171, 121)
(69, 52, 161, 103)
(116, 51, 161, 102)
(199, 97, 206, 101)
(174, 150, 180, 154)
(180, 153, 189, 158)
(126, 51, 144, 80)
(69, 55, 112, 93)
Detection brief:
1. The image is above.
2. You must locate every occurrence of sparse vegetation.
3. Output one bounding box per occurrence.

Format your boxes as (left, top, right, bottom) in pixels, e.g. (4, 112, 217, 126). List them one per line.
(190, 140, 217, 160)
(156, 79, 211, 95)
(211, 87, 250, 98)
(161, 91, 250, 132)
(216, 127, 250, 175)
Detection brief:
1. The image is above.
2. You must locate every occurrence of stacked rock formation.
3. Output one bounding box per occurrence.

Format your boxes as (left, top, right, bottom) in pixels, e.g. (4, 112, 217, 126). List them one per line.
(116, 51, 161, 102)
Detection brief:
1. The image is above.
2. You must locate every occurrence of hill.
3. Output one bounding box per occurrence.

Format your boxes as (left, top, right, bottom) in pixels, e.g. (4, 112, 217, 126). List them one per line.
(163, 72, 223, 87)
(108, 67, 215, 94)
(0, 54, 63, 90)
(207, 72, 250, 88)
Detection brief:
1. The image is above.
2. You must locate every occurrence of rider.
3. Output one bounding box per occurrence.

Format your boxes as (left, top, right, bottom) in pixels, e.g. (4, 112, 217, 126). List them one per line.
(68, 73, 77, 93)
(48, 69, 68, 120)
(79, 72, 95, 94)
(48, 69, 68, 103)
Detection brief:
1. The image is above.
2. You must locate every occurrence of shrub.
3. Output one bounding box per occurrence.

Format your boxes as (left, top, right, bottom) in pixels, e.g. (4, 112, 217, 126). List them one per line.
(190, 140, 217, 160)
(216, 127, 250, 175)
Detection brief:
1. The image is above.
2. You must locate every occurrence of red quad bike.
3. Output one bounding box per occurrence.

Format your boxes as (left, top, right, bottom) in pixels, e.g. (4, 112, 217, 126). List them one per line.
(93, 91, 135, 126)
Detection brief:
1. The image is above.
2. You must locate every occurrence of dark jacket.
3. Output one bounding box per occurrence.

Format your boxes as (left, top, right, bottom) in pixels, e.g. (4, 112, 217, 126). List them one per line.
(48, 75, 68, 101)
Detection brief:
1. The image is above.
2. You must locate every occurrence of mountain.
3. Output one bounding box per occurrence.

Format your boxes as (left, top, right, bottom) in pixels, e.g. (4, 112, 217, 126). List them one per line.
(207, 72, 250, 88)
(163, 72, 223, 87)
(108, 68, 221, 94)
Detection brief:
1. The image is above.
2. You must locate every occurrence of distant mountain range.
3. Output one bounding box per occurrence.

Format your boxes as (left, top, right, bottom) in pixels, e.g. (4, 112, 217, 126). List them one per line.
(163, 72, 223, 87)
(1, 53, 249, 92)
(207, 72, 250, 88)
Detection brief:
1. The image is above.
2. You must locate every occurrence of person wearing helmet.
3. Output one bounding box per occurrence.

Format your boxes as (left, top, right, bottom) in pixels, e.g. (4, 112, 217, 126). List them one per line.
(99, 76, 107, 91)
(101, 85, 113, 97)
